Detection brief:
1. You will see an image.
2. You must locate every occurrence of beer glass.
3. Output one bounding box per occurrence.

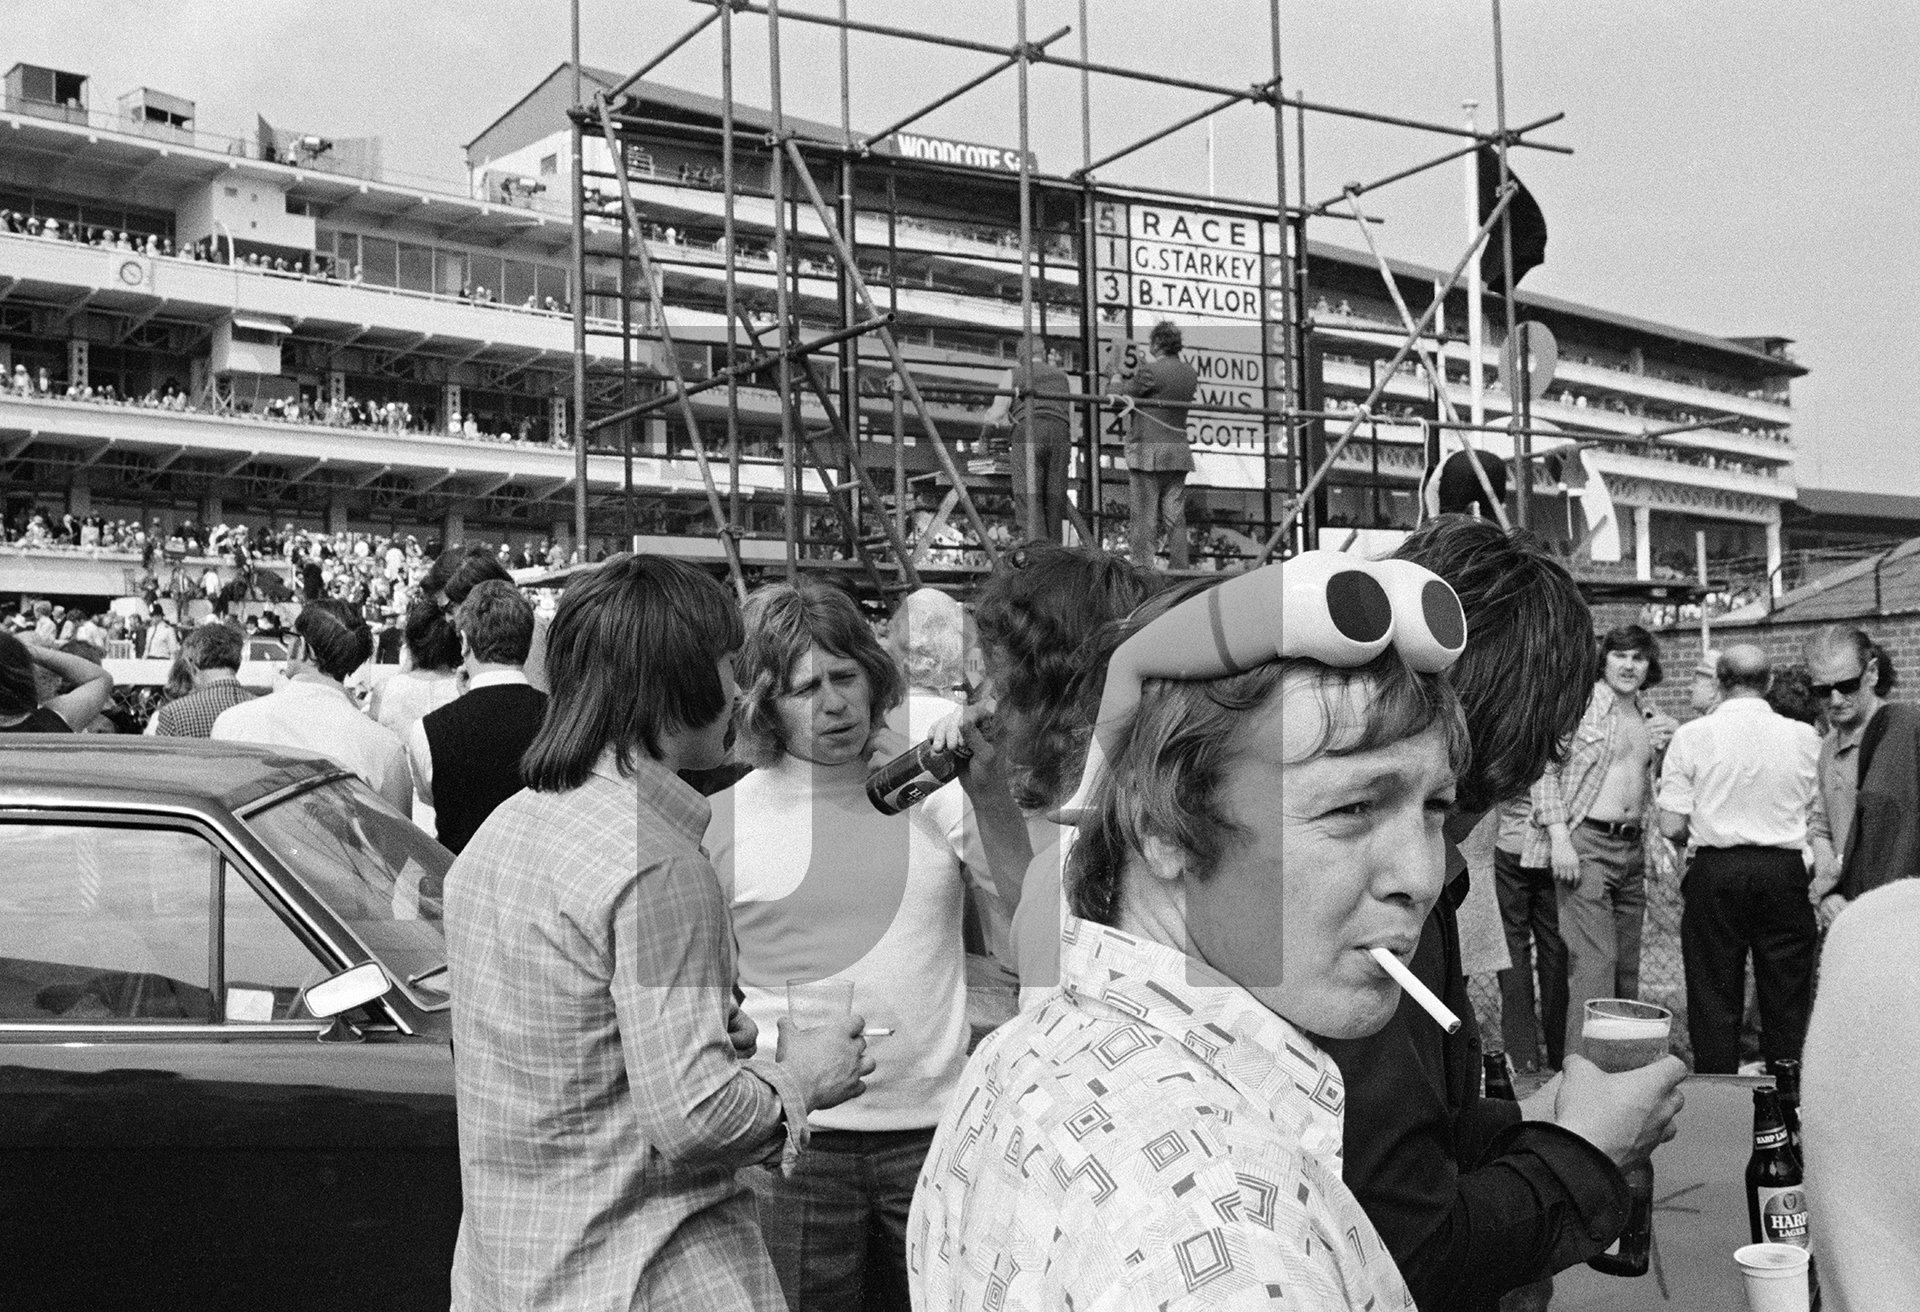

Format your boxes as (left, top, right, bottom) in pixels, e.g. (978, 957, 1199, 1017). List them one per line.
(1582, 998, 1672, 1277)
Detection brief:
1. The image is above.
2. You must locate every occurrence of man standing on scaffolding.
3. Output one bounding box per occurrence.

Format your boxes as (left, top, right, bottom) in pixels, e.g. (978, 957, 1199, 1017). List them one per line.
(1117, 319, 1198, 569)
(981, 338, 1074, 544)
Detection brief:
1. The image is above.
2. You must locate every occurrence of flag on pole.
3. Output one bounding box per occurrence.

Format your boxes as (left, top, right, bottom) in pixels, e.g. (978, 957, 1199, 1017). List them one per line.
(1476, 146, 1547, 297)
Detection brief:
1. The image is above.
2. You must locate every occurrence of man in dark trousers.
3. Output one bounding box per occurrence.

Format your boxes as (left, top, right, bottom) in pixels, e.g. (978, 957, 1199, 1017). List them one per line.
(981, 338, 1074, 543)
(1805, 625, 1920, 924)
(1119, 319, 1198, 569)
(1320, 517, 1686, 1312)
(405, 580, 547, 854)
(1660, 645, 1823, 1073)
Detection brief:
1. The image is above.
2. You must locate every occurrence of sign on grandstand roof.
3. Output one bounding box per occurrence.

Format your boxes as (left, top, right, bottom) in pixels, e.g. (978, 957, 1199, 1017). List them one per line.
(882, 132, 1038, 175)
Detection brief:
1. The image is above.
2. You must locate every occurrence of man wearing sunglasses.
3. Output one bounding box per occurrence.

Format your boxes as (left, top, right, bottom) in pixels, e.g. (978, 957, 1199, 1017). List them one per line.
(1806, 626, 1920, 928)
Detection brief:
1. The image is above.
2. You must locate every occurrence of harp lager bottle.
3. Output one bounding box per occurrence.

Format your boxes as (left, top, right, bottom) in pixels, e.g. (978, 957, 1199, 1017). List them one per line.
(1747, 1086, 1810, 1249)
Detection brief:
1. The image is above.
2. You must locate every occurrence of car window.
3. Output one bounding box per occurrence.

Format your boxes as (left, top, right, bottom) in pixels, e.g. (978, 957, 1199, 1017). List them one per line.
(245, 779, 451, 1009)
(224, 862, 330, 1022)
(0, 824, 214, 1022)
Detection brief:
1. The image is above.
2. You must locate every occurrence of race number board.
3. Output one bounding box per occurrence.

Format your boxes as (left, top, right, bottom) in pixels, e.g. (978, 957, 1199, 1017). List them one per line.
(1092, 200, 1289, 489)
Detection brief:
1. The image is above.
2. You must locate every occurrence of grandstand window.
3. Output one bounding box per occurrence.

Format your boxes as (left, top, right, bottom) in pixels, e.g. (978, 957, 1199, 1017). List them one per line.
(502, 258, 536, 306)
(397, 243, 434, 294)
(435, 250, 467, 297)
(358, 236, 398, 287)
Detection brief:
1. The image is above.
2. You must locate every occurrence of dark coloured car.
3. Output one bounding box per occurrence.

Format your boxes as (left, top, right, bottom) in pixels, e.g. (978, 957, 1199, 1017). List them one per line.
(0, 738, 459, 1311)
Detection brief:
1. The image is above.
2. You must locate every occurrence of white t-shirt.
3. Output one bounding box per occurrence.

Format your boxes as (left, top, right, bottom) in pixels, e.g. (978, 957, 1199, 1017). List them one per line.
(706, 753, 988, 1132)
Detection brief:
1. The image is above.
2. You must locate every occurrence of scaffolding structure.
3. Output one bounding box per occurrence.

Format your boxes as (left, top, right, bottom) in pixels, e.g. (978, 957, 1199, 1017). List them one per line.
(564, 0, 1573, 598)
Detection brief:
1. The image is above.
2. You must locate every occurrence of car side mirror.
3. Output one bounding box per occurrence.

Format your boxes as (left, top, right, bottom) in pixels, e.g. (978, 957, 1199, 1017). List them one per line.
(303, 961, 393, 1042)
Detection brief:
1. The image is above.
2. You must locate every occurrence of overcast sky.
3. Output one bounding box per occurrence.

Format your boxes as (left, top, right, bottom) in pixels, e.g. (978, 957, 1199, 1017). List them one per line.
(10, 1, 1916, 493)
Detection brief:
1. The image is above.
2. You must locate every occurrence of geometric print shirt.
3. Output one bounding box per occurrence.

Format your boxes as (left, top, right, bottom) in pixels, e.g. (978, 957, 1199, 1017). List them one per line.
(909, 917, 1414, 1310)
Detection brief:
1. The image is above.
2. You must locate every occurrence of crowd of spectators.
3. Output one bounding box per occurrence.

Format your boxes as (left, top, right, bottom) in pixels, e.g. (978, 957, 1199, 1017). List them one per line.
(2, 361, 558, 445)
(1, 209, 573, 314)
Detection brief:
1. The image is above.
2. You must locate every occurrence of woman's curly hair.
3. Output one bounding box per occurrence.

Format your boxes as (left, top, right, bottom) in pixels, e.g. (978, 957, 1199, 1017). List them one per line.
(973, 541, 1158, 810)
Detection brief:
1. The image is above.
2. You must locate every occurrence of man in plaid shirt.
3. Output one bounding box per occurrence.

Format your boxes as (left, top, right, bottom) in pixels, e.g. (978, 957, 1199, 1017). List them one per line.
(1526, 625, 1679, 1063)
(445, 555, 873, 1312)
(150, 621, 253, 738)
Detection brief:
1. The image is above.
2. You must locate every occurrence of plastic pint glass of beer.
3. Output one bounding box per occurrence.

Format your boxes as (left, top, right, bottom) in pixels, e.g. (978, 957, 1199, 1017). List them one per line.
(1583, 998, 1673, 1277)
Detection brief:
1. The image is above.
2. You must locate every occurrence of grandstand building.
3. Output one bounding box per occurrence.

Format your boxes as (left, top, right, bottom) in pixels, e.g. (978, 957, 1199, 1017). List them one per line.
(2, 59, 1803, 598)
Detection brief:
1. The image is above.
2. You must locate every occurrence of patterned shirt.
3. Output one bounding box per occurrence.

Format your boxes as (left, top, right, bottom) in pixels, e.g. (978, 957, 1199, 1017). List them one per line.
(445, 751, 809, 1312)
(151, 675, 255, 739)
(909, 918, 1414, 1311)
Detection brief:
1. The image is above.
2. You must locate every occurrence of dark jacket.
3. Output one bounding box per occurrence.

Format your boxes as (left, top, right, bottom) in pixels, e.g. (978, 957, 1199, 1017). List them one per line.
(1839, 701, 1920, 899)
(1121, 353, 1198, 472)
(1319, 860, 1628, 1311)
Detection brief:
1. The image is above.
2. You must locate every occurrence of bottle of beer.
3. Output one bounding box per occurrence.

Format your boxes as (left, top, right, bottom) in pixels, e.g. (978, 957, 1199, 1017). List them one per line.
(1747, 1085, 1810, 1249)
(1769, 1058, 1804, 1165)
(867, 738, 972, 815)
(1483, 1052, 1517, 1101)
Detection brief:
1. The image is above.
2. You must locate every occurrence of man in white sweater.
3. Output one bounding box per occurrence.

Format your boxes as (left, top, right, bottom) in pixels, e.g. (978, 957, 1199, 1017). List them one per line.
(707, 580, 1020, 1312)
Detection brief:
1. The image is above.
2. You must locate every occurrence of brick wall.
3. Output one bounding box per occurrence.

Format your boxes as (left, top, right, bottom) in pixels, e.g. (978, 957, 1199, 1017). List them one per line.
(1636, 609, 1920, 721)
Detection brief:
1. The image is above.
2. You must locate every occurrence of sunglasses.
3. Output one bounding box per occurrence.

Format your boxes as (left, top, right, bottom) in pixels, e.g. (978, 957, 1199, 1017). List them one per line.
(1810, 673, 1864, 699)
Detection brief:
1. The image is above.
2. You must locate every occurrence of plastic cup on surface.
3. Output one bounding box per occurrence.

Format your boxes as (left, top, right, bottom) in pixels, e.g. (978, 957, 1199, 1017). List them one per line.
(785, 978, 854, 1031)
(1733, 1243, 1810, 1312)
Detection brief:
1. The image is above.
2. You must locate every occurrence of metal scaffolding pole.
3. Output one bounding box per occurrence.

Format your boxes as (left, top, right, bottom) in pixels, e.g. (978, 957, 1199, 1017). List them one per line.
(858, 27, 1070, 150)
(1076, 82, 1277, 179)
(1257, 181, 1519, 562)
(1016, 0, 1037, 541)
(732, 302, 924, 591)
(592, 98, 748, 598)
(724, 1, 1569, 153)
(569, 0, 589, 557)
(722, 0, 741, 532)
(768, 0, 798, 578)
(1266, 0, 1289, 545)
(605, 6, 720, 101)
(780, 138, 1001, 563)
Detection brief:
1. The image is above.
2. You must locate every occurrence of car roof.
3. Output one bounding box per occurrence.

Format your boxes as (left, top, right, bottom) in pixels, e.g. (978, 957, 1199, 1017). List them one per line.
(0, 737, 346, 814)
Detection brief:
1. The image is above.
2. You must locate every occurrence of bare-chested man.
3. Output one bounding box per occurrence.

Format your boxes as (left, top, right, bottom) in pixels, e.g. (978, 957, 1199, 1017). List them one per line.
(1525, 625, 1679, 1063)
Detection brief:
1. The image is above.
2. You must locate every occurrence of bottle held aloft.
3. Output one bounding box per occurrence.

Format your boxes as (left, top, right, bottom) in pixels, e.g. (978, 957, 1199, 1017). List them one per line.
(867, 737, 972, 815)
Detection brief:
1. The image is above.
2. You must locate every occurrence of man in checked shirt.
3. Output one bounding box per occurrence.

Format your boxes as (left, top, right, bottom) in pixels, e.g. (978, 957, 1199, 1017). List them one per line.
(445, 554, 873, 1312)
(1527, 625, 1679, 1065)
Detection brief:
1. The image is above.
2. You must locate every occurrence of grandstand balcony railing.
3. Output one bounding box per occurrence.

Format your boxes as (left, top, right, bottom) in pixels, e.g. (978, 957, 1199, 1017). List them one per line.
(0, 391, 826, 498)
(1319, 356, 1796, 473)
(1319, 314, 1795, 427)
(0, 230, 648, 367)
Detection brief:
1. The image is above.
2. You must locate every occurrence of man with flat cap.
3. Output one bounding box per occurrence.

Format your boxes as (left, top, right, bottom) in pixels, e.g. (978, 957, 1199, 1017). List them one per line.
(1657, 644, 1823, 1073)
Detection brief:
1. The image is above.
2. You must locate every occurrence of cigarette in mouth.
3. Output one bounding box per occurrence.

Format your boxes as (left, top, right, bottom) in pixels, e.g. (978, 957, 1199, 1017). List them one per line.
(1369, 947, 1462, 1034)
(862, 1027, 894, 1037)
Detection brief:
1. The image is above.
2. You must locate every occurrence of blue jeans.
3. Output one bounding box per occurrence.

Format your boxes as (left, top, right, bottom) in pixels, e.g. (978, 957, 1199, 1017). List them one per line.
(747, 1126, 934, 1312)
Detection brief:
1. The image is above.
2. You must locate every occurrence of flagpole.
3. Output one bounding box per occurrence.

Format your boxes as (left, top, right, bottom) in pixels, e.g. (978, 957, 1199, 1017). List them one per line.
(1462, 102, 1484, 440)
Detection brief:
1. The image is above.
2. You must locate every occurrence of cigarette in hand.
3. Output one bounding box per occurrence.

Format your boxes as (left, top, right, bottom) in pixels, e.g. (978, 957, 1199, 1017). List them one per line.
(1370, 947, 1462, 1034)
